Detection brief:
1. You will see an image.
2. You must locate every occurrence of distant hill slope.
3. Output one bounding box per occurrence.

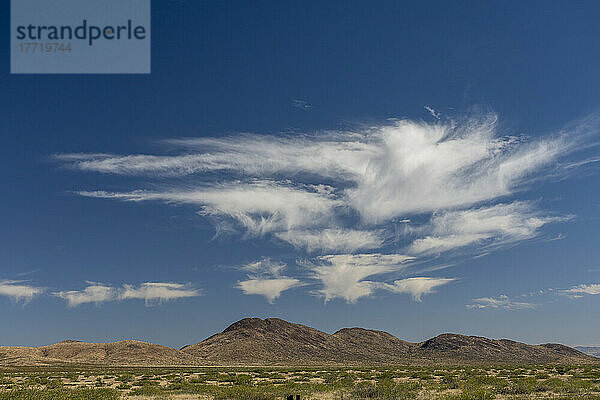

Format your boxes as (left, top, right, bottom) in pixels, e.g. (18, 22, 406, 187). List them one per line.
(1, 318, 596, 366)
(575, 346, 600, 358)
(181, 318, 596, 365)
(415, 334, 589, 364)
(0, 340, 197, 366)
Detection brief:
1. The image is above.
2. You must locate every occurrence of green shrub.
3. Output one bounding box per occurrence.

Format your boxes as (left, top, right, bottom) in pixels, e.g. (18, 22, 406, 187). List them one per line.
(350, 379, 420, 399)
(0, 388, 120, 400)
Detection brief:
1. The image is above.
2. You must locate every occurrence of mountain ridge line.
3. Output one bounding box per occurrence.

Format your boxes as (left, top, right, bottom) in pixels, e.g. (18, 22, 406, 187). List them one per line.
(1, 317, 597, 366)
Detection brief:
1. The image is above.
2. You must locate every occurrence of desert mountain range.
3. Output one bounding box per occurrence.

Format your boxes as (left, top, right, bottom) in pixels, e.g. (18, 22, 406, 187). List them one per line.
(1, 318, 597, 366)
(576, 347, 600, 358)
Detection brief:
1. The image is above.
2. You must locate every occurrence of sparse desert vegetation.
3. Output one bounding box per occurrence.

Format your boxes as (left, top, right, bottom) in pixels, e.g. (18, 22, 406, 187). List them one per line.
(2, 365, 600, 399)
(3, 319, 595, 368)
(1, 319, 598, 399)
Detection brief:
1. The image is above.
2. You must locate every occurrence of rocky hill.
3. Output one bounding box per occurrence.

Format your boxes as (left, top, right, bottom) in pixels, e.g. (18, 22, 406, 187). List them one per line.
(182, 318, 595, 365)
(0, 340, 197, 366)
(181, 317, 339, 364)
(414, 334, 589, 364)
(1, 318, 596, 366)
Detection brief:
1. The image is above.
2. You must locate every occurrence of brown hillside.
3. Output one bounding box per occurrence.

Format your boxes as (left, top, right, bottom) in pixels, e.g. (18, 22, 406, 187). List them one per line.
(0, 340, 197, 366)
(415, 334, 591, 364)
(181, 318, 345, 365)
(331, 327, 413, 363)
(181, 318, 596, 366)
(1, 318, 596, 366)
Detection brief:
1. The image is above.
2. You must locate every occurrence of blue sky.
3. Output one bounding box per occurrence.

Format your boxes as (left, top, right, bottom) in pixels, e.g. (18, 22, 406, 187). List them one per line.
(1, 1, 600, 348)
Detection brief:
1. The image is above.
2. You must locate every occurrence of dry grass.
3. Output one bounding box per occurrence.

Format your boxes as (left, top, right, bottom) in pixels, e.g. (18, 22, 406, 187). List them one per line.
(1, 365, 600, 399)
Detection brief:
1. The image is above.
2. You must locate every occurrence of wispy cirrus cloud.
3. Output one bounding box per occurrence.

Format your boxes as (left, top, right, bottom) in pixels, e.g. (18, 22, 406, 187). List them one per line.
(57, 115, 586, 250)
(275, 228, 385, 253)
(53, 113, 599, 303)
(236, 258, 303, 303)
(467, 294, 537, 310)
(408, 202, 568, 255)
(292, 99, 312, 110)
(236, 278, 302, 303)
(380, 277, 455, 301)
(469, 282, 600, 310)
(308, 253, 415, 303)
(236, 256, 452, 303)
(241, 258, 288, 276)
(0, 280, 44, 303)
(119, 282, 202, 305)
(55, 132, 374, 179)
(78, 181, 340, 237)
(54, 282, 116, 307)
(345, 117, 568, 223)
(563, 283, 600, 298)
(54, 282, 201, 307)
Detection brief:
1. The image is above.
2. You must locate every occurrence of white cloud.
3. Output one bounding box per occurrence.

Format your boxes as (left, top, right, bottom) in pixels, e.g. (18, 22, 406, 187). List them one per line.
(54, 282, 201, 307)
(54, 283, 116, 307)
(59, 116, 568, 214)
(408, 202, 566, 255)
(346, 117, 566, 223)
(565, 283, 600, 296)
(0, 280, 43, 303)
(424, 106, 440, 119)
(317, 253, 413, 266)
(292, 99, 312, 110)
(467, 294, 537, 310)
(275, 228, 384, 253)
(380, 277, 455, 301)
(236, 258, 303, 302)
(59, 115, 581, 248)
(309, 253, 413, 302)
(409, 234, 490, 255)
(236, 278, 302, 303)
(54, 114, 598, 299)
(119, 282, 202, 305)
(55, 132, 374, 179)
(241, 258, 287, 276)
(78, 181, 339, 236)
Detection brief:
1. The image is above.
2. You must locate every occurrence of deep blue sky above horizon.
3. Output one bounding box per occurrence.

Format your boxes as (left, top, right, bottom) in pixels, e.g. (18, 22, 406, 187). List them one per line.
(1, 1, 600, 348)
